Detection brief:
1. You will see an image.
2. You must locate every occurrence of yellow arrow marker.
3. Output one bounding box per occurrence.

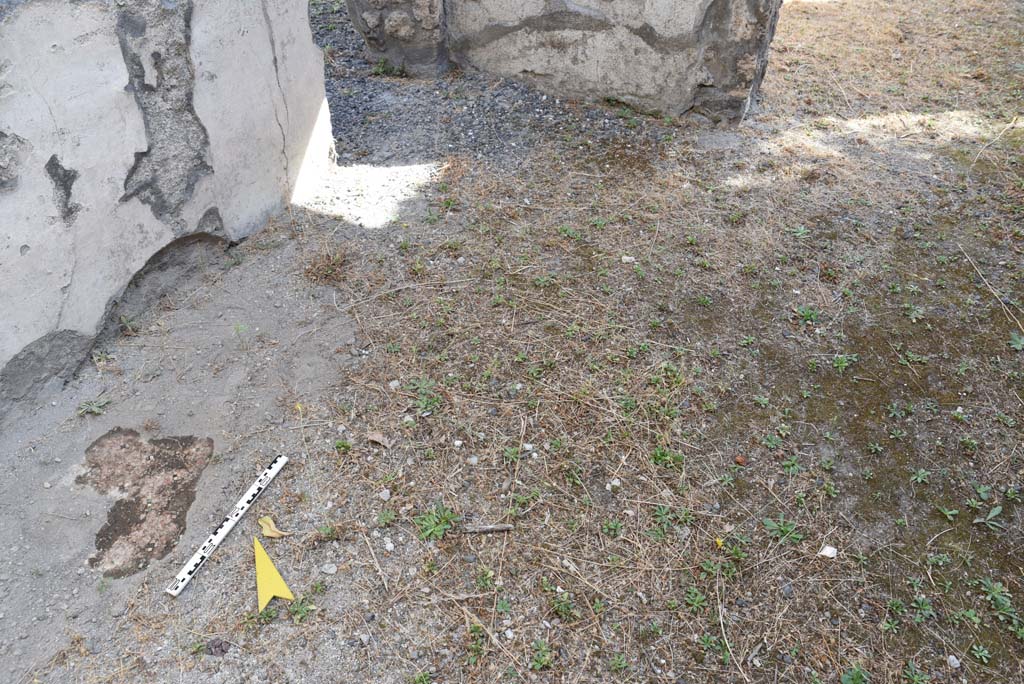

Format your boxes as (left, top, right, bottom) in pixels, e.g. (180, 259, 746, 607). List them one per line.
(254, 537, 294, 611)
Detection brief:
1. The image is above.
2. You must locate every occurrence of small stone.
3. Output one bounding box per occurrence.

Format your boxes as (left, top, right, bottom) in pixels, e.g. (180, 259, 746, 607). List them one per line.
(453, 440, 463, 448)
(206, 637, 230, 656)
(467, 456, 479, 466)
(388, 380, 401, 390)
(43, 482, 51, 489)
(780, 581, 794, 599)
(504, 629, 514, 640)
(402, 415, 415, 425)
(321, 563, 338, 575)
(605, 478, 622, 494)
(384, 538, 395, 552)
(817, 544, 838, 559)
(361, 10, 381, 30)
(378, 489, 391, 502)
(383, 11, 416, 40)
(621, 255, 636, 263)
(947, 655, 961, 669)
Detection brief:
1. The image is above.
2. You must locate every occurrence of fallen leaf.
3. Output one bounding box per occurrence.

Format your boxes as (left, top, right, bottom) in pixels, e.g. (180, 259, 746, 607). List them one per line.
(258, 516, 291, 539)
(367, 431, 393, 449)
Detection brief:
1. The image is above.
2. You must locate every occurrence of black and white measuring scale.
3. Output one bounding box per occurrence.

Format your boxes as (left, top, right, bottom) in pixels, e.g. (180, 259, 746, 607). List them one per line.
(165, 454, 289, 597)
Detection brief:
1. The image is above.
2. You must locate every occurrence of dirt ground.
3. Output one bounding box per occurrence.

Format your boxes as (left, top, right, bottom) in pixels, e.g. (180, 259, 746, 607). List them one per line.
(3, 0, 1022, 682)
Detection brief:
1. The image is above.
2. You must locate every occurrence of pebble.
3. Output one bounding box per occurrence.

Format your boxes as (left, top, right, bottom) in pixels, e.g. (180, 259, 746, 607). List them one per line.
(467, 456, 479, 466)
(621, 255, 636, 263)
(947, 655, 961, 669)
(780, 581, 794, 599)
(206, 638, 231, 656)
(384, 538, 395, 552)
(388, 380, 401, 390)
(43, 482, 51, 489)
(321, 563, 338, 575)
(378, 488, 391, 501)
(504, 629, 514, 640)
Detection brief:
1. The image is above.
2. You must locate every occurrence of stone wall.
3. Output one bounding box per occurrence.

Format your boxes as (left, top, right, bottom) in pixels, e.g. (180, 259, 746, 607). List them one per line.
(345, 0, 448, 75)
(346, 0, 783, 118)
(0, 0, 333, 412)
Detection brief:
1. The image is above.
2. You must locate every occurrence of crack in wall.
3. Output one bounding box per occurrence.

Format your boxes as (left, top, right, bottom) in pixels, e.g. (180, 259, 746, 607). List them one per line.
(260, 0, 291, 183)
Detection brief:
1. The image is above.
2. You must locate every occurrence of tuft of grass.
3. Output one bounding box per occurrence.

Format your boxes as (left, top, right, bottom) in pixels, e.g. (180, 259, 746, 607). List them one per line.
(305, 248, 346, 284)
(763, 515, 804, 544)
(413, 504, 459, 541)
(371, 58, 407, 77)
(77, 397, 111, 416)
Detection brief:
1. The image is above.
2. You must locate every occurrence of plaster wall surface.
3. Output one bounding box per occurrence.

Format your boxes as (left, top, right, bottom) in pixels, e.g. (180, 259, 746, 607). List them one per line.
(346, 0, 783, 117)
(0, 0, 333, 412)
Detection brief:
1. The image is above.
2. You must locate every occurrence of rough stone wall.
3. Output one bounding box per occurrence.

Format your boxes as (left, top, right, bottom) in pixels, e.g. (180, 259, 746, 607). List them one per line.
(0, 0, 333, 411)
(346, 0, 782, 118)
(345, 0, 447, 75)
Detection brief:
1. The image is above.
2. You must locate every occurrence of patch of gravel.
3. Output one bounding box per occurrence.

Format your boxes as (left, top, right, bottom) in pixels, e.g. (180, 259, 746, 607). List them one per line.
(309, 2, 674, 167)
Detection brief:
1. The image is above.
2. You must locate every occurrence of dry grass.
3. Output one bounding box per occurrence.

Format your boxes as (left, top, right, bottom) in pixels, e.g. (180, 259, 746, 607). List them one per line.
(311, 1, 1023, 681)
(304, 246, 348, 284)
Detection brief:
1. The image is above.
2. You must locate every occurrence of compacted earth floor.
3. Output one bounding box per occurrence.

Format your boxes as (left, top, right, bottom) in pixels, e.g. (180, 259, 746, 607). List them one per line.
(3, 0, 1022, 682)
